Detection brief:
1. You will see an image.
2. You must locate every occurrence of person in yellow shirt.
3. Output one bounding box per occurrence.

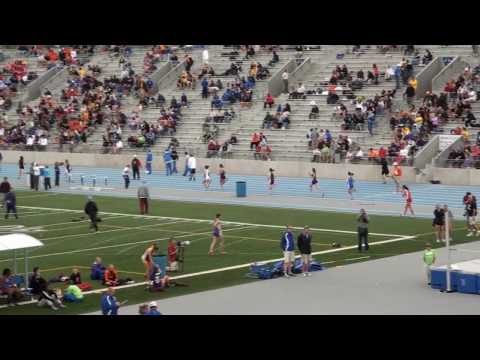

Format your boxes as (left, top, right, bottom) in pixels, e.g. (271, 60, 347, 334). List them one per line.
(408, 77, 418, 91)
(461, 127, 470, 141)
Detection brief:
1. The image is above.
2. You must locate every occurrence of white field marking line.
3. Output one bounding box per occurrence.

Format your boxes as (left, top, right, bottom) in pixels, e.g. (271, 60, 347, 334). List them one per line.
(37, 219, 195, 251)
(77, 234, 416, 296)
(0, 225, 257, 264)
(31, 214, 126, 229)
(36, 219, 192, 243)
(17, 205, 406, 238)
(343, 256, 370, 262)
(13, 211, 70, 219)
(15, 193, 60, 199)
(225, 235, 334, 246)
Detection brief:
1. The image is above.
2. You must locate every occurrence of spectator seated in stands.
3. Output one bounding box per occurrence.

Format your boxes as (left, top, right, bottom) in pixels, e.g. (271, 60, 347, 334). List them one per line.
(180, 93, 188, 107)
(309, 101, 319, 119)
(222, 88, 236, 104)
(264, 93, 275, 109)
(422, 49, 433, 65)
(263, 112, 275, 129)
(289, 83, 306, 99)
(223, 62, 242, 76)
(198, 64, 215, 79)
(279, 109, 290, 129)
(211, 95, 223, 110)
(254, 143, 272, 161)
(268, 51, 280, 67)
(207, 139, 221, 157)
(326, 91, 339, 105)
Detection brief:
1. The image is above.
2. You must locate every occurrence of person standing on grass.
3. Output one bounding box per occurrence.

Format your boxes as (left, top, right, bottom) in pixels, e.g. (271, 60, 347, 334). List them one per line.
(54, 162, 61, 187)
(145, 149, 153, 175)
(0, 177, 11, 208)
(32, 162, 40, 191)
(137, 180, 150, 215)
(131, 155, 142, 180)
(219, 164, 227, 190)
(4, 188, 18, 220)
(43, 165, 52, 191)
(141, 244, 158, 279)
(101, 287, 120, 315)
(183, 152, 190, 177)
(423, 243, 436, 285)
(122, 164, 131, 189)
(297, 226, 312, 277)
(28, 162, 34, 189)
(18, 156, 25, 179)
(357, 209, 369, 252)
(465, 193, 478, 237)
(188, 154, 197, 181)
(84, 196, 99, 232)
(281, 225, 295, 277)
(433, 205, 445, 243)
(209, 213, 225, 255)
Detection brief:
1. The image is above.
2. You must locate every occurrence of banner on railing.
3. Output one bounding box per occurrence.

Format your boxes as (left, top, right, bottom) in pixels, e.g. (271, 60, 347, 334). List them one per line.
(439, 135, 461, 151)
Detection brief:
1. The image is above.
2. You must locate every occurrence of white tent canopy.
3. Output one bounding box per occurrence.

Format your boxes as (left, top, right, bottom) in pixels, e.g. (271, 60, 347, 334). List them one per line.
(0, 234, 44, 252)
(0, 234, 43, 290)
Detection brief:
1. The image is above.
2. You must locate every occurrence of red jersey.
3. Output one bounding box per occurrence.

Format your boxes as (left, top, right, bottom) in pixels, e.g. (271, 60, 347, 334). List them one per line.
(403, 189, 413, 203)
(167, 243, 177, 263)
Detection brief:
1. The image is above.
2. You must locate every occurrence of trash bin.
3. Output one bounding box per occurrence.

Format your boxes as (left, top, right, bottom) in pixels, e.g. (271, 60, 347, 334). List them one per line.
(236, 181, 247, 197)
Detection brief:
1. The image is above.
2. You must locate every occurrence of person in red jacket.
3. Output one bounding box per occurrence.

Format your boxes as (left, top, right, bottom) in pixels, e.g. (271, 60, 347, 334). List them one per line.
(103, 265, 119, 287)
(167, 239, 178, 271)
(264, 93, 275, 109)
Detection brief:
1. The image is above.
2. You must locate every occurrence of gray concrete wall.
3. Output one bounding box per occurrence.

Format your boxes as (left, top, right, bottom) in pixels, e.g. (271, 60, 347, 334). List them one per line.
(432, 56, 470, 91)
(415, 57, 444, 99)
(156, 60, 186, 91)
(413, 135, 439, 169)
(432, 136, 465, 168)
(431, 167, 480, 185)
(290, 57, 312, 86)
(0, 150, 416, 182)
(268, 59, 297, 97)
(23, 65, 64, 103)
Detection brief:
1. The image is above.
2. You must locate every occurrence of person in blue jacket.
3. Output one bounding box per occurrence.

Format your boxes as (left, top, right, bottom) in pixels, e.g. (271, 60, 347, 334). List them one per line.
(101, 287, 120, 315)
(145, 149, 153, 175)
(394, 65, 401, 89)
(163, 148, 173, 176)
(281, 225, 295, 277)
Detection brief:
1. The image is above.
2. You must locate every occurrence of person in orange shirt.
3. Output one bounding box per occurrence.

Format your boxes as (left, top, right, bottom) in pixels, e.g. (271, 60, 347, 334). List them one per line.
(103, 265, 119, 287)
(392, 162, 402, 192)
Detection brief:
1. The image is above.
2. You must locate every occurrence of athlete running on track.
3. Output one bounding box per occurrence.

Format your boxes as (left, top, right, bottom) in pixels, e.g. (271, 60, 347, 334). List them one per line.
(309, 168, 324, 197)
(219, 164, 227, 190)
(402, 185, 415, 216)
(203, 165, 211, 189)
(347, 172, 355, 200)
(268, 168, 275, 192)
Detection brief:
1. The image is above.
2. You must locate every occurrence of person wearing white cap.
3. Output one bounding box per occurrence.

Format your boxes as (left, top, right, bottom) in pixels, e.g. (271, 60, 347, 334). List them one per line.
(146, 301, 161, 315)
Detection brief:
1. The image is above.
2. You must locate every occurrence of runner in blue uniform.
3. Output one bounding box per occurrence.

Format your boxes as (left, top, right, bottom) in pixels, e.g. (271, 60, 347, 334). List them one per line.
(347, 172, 355, 200)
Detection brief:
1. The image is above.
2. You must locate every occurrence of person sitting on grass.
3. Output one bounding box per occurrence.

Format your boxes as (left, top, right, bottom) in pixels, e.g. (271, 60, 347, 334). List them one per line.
(69, 268, 82, 285)
(149, 263, 171, 292)
(91, 256, 106, 280)
(63, 284, 84, 303)
(0, 268, 22, 306)
(37, 278, 65, 311)
(103, 264, 119, 287)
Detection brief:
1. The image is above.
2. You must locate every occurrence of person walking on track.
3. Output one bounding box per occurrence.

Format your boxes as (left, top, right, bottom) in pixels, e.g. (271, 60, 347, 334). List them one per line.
(122, 165, 131, 189)
(131, 155, 142, 180)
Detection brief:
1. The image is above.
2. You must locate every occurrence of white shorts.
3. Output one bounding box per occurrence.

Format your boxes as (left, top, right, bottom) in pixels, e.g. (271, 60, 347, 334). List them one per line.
(468, 216, 477, 226)
(301, 254, 312, 263)
(283, 251, 295, 263)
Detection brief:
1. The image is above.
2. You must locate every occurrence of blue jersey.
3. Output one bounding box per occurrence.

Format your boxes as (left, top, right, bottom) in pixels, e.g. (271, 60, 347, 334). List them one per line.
(347, 176, 354, 189)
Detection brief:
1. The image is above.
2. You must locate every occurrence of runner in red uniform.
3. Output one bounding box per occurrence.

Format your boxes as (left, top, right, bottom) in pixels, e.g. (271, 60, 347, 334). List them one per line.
(402, 185, 415, 216)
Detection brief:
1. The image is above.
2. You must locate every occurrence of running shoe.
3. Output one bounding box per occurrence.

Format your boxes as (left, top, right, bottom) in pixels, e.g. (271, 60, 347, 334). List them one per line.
(466, 232, 473, 237)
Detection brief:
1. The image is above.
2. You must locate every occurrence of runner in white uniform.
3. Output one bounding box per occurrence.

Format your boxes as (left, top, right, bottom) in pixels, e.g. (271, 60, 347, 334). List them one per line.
(203, 165, 211, 189)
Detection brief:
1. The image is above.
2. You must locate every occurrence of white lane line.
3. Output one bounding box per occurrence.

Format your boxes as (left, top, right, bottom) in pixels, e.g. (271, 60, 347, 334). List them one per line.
(13, 211, 68, 219)
(17, 205, 406, 238)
